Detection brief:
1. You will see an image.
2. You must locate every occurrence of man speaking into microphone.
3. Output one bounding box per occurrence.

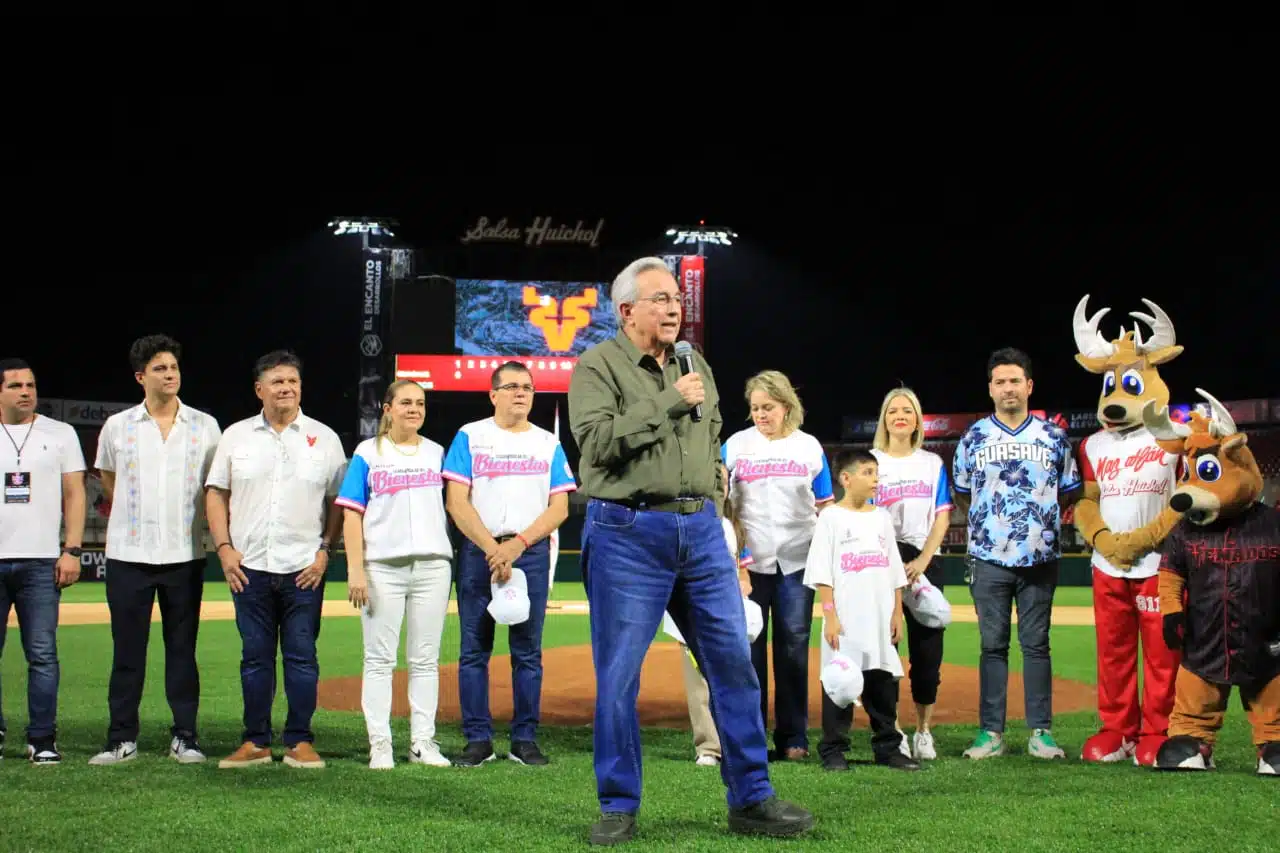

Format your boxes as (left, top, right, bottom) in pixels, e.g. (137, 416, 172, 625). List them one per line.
(568, 257, 813, 846)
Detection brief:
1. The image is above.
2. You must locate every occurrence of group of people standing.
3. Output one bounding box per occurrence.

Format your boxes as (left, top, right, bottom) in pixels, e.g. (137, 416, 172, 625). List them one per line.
(2, 254, 1083, 846)
(0, 339, 572, 774)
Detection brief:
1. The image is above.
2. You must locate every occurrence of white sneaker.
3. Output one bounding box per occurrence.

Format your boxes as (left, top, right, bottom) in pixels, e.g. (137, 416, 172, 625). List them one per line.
(89, 742, 138, 766)
(369, 738, 394, 770)
(897, 727, 912, 759)
(913, 731, 937, 761)
(170, 737, 207, 764)
(408, 740, 451, 767)
(694, 754, 720, 767)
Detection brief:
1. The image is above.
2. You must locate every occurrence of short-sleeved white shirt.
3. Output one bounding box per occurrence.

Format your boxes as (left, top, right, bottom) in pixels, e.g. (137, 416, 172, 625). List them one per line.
(95, 401, 222, 564)
(441, 418, 577, 538)
(0, 414, 85, 559)
(335, 436, 452, 564)
(803, 504, 908, 676)
(205, 410, 346, 575)
(722, 427, 834, 575)
(871, 448, 954, 550)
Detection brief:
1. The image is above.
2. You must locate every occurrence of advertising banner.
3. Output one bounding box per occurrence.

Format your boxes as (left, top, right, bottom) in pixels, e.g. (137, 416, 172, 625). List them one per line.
(357, 247, 409, 439)
(676, 255, 705, 351)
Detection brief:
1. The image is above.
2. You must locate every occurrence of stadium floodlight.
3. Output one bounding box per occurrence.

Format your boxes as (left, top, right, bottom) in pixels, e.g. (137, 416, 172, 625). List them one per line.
(665, 222, 737, 246)
(329, 216, 398, 238)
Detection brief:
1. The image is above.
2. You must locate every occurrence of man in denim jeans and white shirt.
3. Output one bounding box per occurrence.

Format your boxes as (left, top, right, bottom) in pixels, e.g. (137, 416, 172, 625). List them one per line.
(952, 347, 1081, 760)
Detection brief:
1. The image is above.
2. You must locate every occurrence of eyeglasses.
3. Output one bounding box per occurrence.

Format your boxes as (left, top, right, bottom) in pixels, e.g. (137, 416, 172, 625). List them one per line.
(635, 292, 682, 308)
(496, 383, 535, 394)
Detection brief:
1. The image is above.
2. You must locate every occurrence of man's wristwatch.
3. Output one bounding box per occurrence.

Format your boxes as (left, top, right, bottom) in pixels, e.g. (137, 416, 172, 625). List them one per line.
(319, 541, 332, 555)
(62, 547, 83, 558)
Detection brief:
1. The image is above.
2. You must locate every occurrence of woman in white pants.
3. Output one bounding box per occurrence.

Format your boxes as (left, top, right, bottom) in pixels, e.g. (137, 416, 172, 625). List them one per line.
(336, 380, 454, 769)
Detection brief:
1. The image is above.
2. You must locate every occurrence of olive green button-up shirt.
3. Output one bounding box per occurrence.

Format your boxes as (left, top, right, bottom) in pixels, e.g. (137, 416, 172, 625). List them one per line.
(567, 332, 724, 509)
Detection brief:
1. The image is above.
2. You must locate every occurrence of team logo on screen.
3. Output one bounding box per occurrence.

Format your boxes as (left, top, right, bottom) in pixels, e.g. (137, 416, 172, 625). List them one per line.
(522, 286, 598, 352)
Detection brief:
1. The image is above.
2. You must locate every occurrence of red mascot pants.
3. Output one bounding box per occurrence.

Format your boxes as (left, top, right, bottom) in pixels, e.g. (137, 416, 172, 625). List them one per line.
(1093, 568, 1180, 739)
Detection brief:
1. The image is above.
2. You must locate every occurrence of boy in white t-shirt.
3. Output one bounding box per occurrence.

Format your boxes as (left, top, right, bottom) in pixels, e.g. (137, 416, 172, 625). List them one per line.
(804, 448, 919, 772)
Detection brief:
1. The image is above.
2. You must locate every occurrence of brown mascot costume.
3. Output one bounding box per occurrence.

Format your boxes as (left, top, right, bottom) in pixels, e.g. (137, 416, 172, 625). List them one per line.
(1071, 296, 1185, 766)
(1144, 390, 1280, 776)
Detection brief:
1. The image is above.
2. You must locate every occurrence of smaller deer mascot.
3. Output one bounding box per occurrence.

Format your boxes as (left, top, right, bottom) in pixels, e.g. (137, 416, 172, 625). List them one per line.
(1071, 296, 1186, 766)
(1145, 390, 1280, 776)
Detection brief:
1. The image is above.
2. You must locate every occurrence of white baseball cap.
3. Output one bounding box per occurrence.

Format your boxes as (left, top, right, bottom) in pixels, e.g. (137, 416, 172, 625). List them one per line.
(488, 568, 531, 626)
(820, 651, 864, 709)
(904, 577, 952, 629)
(743, 597, 764, 643)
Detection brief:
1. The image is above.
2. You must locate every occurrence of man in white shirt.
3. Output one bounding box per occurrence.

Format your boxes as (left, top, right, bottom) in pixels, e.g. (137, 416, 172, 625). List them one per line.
(89, 335, 222, 767)
(205, 350, 346, 770)
(443, 362, 574, 768)
(0, 358, 86, 765)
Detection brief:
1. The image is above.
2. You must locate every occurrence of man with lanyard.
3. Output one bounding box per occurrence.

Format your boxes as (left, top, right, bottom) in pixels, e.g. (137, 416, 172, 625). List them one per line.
(89, 335, 222, 766)
(205, 350, 346, 770)
(568, 258, 814, 846)
(443, 360, 575, 768)
(0, 358, 86, 764)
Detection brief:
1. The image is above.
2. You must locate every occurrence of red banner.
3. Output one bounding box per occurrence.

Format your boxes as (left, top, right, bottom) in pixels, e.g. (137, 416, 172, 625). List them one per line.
(677, 255, 705, 351)
(395, 354, 579, 393)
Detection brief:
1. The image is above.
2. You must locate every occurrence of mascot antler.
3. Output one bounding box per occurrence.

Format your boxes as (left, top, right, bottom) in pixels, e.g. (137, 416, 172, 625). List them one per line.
(1073, 295, 1184, 430)
(1142, 389, 1261, 526)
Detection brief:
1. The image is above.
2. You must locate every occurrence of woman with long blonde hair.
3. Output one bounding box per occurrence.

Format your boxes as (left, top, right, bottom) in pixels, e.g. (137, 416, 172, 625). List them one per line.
(335, 379, 454, 769)
(871, 386, 953, 761)
(722, 370, 834, 762)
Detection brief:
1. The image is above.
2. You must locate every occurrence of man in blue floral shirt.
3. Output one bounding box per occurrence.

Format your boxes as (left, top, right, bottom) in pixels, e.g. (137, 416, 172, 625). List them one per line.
(952, 348, 1080, 761)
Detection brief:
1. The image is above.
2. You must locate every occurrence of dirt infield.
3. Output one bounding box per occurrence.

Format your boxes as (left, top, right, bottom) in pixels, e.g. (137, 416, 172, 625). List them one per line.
(316, 643, 1097, 729)
(23, 601, 1097, 628)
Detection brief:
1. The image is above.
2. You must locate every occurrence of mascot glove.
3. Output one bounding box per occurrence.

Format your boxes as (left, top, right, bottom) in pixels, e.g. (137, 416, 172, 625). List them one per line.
(1162, 612, 1185, 651)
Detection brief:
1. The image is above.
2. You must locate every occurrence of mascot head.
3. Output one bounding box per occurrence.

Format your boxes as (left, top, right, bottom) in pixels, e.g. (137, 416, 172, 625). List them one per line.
(1073, 295, 1183, 430)
(1142, 389, 1263, 526)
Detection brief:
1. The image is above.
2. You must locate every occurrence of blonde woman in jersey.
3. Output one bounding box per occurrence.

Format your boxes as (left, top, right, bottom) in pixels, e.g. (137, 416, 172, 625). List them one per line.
(336, 380, 453, 770)
(871, 386, 953, 761)
(679, 469, 754, 766)
(722, 370, 834, 761)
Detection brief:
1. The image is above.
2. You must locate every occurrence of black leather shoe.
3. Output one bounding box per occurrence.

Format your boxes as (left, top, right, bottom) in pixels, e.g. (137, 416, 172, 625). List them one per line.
(589, 813, 636, 846)
(508, 741, 549, 766)
(728, 796, 814, 837)
(821, 751, 850, 772)
(454, 740, 495, 767)
(876, 752, 921, 771)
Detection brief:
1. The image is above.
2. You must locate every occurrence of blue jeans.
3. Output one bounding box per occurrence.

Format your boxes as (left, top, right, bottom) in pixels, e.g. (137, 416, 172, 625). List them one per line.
(457, 538, 550, 743)
(231, 567, 325, 747)
(747, 568, 815, 752)
(582, 499, 773, 815)
(969, 557, 1058, 732)
(0, 560, 60, 741)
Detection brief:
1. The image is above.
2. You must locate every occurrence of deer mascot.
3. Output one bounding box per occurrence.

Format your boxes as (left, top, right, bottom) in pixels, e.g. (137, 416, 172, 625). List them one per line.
(1071, 296, 1186, 766)
(1144, 391, 1280, 776)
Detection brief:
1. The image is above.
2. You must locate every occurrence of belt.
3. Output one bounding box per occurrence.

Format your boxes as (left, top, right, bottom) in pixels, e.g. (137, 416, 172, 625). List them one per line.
(610, 497, 706, 515)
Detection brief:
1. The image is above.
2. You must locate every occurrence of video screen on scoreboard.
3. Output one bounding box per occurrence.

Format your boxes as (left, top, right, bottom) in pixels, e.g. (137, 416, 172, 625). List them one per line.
(455, 279, 617, 357)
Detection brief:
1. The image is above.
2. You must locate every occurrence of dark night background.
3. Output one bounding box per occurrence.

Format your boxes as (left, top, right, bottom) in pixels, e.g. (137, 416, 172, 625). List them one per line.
(6, 53, 1279, 458)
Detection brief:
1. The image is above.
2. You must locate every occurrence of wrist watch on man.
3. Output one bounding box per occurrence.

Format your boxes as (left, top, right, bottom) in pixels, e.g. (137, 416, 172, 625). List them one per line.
(62, 546, 83, 558)
(319, 541, 332, 555)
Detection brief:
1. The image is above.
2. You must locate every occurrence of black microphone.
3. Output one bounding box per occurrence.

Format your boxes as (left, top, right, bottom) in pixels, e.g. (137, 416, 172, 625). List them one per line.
(673, 340, 702, 422)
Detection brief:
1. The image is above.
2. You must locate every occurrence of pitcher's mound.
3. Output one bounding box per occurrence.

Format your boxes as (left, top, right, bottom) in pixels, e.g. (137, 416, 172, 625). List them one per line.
(318, 643, 1096, 728)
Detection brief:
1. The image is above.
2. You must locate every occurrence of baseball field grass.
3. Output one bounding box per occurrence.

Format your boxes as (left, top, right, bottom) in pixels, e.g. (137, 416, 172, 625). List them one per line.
(1, 583, 1276, 852)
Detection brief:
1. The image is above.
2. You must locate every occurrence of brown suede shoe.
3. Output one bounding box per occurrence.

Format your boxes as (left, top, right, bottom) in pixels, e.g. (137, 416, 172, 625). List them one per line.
(217, 742, 273, 769)
(283, 742, 325, 769)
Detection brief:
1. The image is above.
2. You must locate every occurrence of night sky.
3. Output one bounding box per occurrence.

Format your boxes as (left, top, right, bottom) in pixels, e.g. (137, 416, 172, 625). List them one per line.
(9, 66, 1279, 456)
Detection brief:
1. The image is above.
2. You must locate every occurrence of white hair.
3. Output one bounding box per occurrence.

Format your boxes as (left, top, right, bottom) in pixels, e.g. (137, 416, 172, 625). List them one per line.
(611, 256, 672, 323)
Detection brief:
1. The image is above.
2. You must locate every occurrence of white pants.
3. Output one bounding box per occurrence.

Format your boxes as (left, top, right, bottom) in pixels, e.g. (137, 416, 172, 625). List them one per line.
(361, 558, 452, 744)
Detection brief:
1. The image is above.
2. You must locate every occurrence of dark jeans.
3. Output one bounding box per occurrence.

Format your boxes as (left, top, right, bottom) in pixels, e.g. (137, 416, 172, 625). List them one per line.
(0, 559, 60, 741)
(969, 557, 1058, 732)
(899, 543, 945, 707)
(748, 567, 814, 752)
(231, 567, 325, 748)
(819, 668, 903, 761)
(105, 558, 204, 743)
(456, 537, 551, 743)
(582, 499, 773, 814)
